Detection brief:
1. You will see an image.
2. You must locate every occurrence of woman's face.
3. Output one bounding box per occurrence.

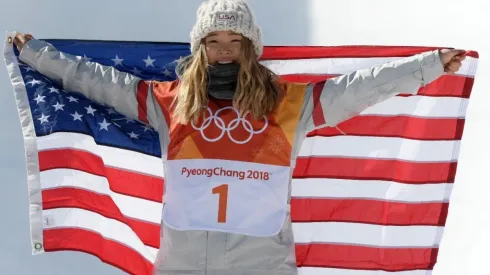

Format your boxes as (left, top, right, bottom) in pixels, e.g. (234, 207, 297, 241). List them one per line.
(204, 31, 243, 65)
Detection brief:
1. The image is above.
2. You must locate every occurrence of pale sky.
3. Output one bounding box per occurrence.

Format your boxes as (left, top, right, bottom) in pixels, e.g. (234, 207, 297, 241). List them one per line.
(1, 0, 489, 274)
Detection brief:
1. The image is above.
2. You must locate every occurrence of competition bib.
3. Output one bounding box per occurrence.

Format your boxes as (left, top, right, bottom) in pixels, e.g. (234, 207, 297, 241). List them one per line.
(161, 159, 291, 236)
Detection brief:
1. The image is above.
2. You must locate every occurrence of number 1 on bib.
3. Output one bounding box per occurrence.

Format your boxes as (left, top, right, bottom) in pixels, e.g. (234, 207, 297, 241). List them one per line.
(212, 184, 228, 223)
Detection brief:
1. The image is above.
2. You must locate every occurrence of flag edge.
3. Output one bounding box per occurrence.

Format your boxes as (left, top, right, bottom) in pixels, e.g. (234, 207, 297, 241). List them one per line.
(3, 31, 45, 255)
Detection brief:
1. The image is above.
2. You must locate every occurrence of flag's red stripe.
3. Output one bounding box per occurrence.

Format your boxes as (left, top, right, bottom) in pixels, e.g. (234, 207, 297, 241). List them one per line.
(44, 228, 153, 275)
(38, 149, 163, 202)
(312, 82, 327, 127)
(281, 74, 339, 83)
(294, 157, 458, 184)
(295, 243, 437, 271)
(282, 74, 474, 98)
(136, 80, 150, 124)
(262, 46, 478, 59)
(42, 188, 160, 248)
(291, 198, 449, 226)
(424, 75, 474, 98)
(308, 116, 466, 140)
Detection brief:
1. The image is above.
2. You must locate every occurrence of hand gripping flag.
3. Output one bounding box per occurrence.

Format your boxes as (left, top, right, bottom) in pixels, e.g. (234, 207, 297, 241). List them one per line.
(3, 32, 479, 275)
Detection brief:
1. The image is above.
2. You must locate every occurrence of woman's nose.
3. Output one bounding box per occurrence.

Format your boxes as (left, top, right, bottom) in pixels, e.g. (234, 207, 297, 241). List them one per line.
(218, 48, 232, 55)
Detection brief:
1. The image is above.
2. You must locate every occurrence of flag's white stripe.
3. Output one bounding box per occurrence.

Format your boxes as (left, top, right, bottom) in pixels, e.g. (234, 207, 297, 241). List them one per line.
(300, 136, 460, 162)
(298, 267, 432, 275)
(42, 208, 158, 262)
(36, 132, 163, 177)
(261, 55, 477, 77)
(360, 96, 468, 118)
(292, 178, 452, 203)
(147, 246, 158, 263)
(40, 169, 162, 224)
(293, 222, 444, 247)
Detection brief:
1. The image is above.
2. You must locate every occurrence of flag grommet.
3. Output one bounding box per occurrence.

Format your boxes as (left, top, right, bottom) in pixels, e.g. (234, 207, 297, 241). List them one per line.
(34, 243, 43, 250)
(7, 36, 12, 44)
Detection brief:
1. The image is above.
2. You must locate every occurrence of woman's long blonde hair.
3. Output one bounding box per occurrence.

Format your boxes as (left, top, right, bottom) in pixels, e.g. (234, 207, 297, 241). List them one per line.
(172, 37, 281, 125)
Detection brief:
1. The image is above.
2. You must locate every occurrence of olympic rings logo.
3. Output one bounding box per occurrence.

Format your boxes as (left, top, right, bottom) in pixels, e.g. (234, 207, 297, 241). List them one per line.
(191, 106, 268, 144)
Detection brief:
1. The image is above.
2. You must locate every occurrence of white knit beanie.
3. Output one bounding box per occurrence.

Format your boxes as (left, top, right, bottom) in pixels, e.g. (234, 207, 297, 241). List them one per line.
(190, 0, 263, 58)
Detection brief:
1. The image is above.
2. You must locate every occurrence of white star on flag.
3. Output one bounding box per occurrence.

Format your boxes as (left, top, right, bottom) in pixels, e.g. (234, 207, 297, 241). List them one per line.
(38, 114, 50, 124)
(162, 68, 173, 77)
(52, 102, 65, 111)
(27, 79, 42, 87)
(34, 94, 46, 104)
(111, 55, 124, 66)
(48, 87, 60, 93)
(98, 119, 111, 131)
(143, 55, 156, 67)
(71, 111, 83, 121)
(131, 67, 142, 75)
(129, 132, 139, 139)
(141, 125, 152, 132)
(177, 56, 186, 63)
(85, 105, 97, 116)
(67, 96, 79, 103)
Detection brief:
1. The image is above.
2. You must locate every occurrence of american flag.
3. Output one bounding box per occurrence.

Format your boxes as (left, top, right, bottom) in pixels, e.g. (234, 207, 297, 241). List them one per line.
(4, 33, 479, 275)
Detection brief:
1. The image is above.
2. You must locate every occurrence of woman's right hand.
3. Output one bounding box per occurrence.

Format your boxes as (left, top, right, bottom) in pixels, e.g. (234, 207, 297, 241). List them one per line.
(13, 33, 34, 52)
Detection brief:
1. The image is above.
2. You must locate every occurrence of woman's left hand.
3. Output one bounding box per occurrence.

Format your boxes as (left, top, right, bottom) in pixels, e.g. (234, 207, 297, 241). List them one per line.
(440, 49, 467, 74)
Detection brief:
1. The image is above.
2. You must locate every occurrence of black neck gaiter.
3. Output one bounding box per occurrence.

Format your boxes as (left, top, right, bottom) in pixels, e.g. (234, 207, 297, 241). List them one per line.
(206, 63, 240, 100)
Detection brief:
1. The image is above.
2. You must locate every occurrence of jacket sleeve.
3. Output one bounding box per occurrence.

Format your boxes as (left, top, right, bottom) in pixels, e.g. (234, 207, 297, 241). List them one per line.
(18, 39, 164, 130)
(300, 50, 445, 133)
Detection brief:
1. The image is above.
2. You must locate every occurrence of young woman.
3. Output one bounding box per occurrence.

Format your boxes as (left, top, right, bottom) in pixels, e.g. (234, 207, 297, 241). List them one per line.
(13, 0, 465, 274)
